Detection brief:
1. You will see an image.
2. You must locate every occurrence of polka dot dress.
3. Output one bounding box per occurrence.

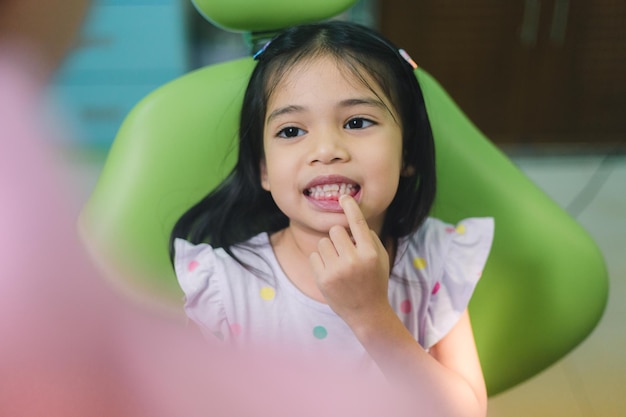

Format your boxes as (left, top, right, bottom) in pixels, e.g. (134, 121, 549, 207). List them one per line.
(174, 217, 494, 363)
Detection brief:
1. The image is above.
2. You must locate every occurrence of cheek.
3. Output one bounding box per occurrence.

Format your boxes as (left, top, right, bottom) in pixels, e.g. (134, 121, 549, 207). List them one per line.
(382, 141, 405, 178)
(260, 160, 270, 191)
(260, 152, 291, 193)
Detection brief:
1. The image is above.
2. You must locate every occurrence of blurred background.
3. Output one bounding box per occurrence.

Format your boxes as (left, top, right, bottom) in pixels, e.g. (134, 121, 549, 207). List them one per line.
(38, 0, 626, 415)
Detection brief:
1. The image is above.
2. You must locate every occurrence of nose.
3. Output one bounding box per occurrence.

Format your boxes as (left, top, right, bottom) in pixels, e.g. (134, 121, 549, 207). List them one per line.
(309, 129, 350, 165)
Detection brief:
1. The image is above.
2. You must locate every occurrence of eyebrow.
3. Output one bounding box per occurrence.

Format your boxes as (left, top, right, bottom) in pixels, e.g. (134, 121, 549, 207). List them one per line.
(338, 97, 387, 110)
(266, 97, 387, 124)
(266, 105, 305, 124)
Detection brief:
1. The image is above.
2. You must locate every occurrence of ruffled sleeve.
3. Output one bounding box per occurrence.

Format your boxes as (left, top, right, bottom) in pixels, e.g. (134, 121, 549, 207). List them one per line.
(422, 217, 494, 348)
(173, 238, 230, 341)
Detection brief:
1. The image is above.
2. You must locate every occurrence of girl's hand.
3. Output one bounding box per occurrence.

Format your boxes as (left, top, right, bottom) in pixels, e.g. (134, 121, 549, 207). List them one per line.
(310, 196, 488, 417)
(309, 195, 393, 329)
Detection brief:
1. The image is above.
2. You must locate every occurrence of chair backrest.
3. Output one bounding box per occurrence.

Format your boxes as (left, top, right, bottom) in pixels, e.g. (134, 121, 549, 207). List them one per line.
(79, 1, 609, 396)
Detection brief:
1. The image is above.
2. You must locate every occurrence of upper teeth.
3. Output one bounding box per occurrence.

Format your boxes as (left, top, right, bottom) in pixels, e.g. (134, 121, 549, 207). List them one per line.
(307, 183, 356, 200)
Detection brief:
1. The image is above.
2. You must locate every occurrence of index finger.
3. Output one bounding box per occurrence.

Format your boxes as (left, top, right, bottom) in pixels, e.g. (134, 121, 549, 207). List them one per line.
(339, 195, 371, 244)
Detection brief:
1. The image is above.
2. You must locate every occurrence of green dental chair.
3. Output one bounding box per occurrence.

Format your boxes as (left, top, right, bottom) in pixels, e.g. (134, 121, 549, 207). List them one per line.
(79, 0, 609, 396)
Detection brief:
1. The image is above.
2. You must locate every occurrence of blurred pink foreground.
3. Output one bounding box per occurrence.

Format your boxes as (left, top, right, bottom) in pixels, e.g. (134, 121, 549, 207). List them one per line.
(0, 50, 405, 417)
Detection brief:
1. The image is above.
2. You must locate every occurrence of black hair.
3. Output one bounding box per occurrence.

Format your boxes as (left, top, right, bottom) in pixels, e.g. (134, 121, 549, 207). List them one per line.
(169, 20, 436, 263)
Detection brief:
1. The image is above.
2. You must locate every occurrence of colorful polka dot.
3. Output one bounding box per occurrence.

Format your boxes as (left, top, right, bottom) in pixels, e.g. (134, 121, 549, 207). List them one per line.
(313, 326, 328, 339)
(456, 224, 466, 234)
(413, 257, 427, 270)
(230, 323, 242, 337)
(445, 226, 456, 233)
(188, 260, 199, 272)
(431, 281, 441, 295)
(260, 287, 275, 301)
(400, 299, 412, 314)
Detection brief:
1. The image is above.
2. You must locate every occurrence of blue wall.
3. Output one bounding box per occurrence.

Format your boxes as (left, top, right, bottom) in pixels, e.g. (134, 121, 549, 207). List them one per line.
(50, 0, 189, 149)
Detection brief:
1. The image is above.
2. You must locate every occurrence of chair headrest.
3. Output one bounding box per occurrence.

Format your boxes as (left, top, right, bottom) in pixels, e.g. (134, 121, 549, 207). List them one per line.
(192, 0, 358, 32)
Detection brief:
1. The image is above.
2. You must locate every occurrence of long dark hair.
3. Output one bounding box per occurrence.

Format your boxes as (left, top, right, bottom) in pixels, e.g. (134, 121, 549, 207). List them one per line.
(169, 20, 436, 262)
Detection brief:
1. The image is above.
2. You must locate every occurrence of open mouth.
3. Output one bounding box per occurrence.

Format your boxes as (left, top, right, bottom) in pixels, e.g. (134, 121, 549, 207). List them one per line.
(304, 183, 361, 201)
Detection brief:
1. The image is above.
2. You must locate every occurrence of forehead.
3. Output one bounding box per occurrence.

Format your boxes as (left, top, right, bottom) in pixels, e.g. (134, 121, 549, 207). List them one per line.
(265, 54, 391, 107)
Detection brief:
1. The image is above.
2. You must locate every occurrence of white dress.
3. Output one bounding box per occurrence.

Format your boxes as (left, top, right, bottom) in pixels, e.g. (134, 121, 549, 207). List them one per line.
(174, 217, 494, 372)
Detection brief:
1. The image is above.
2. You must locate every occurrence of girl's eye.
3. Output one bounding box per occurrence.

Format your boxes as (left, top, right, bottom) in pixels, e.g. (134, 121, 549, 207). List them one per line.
(344, 117, 375, 130)
(277, 126, 306, 138)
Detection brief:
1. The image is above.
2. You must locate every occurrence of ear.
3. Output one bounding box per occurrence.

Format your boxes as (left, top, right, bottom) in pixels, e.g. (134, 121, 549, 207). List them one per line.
(401, 163, 415, 177)
(260, 159, 270, 191)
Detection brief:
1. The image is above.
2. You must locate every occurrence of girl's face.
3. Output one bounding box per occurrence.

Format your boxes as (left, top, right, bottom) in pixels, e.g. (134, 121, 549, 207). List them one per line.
(260, 55, 405, 237)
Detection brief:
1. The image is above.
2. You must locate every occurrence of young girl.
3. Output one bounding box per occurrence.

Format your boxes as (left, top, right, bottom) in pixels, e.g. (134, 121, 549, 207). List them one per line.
(171, 21, 493, 416)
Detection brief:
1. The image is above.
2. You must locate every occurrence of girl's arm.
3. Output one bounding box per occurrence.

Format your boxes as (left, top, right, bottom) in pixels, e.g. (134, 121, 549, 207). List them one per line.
(353, 307, 487, 417)
(310, 196, 487, 417)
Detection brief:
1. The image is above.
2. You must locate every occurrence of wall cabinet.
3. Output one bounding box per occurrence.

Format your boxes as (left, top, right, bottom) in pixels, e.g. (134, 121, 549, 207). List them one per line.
(380, 0, 626, 147)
